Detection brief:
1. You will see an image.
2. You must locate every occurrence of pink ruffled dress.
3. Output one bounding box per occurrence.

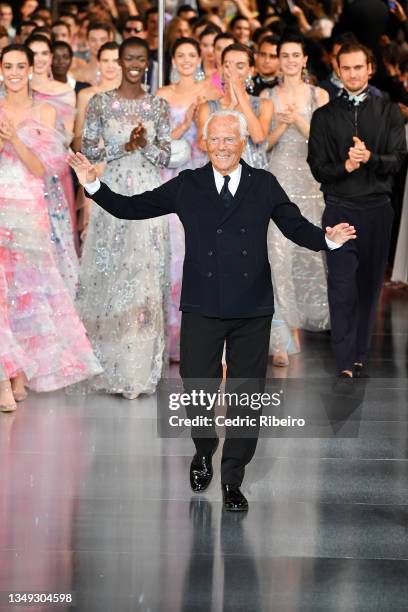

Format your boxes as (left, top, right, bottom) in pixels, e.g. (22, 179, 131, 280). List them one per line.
(0, 105, 102, 390)
(34, 90, 79, 254)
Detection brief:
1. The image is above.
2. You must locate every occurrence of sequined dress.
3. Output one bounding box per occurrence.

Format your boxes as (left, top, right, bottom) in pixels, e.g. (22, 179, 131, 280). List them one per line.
(208, 96, 268, 169)
(161, 105, 207, 361)
(77, 90, 171, 396)
(265, 86, 329, 354)
(0, 104, 102, 389)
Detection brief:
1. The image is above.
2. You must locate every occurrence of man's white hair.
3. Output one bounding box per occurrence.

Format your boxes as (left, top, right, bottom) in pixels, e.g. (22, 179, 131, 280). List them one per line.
(202, 109, 248, 140)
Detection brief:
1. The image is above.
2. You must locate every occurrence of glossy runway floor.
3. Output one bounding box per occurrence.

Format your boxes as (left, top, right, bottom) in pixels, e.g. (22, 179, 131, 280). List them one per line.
(1, 287, 407, 612)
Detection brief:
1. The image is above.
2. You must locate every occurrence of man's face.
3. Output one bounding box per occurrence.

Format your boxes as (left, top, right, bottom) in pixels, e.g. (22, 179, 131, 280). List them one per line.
(52, 24, 71, 43)
(38, 9, 51, 23)
(256, 42, 278, 78)
(338, 51, 370, 93)
(179, 8, 196, 21)
(205, 116, 246, 175)
(231, 19, 250, 45)
(123, 19, 144, 39)
(0, 5, 12, 27)
(88, 28, 110, 58)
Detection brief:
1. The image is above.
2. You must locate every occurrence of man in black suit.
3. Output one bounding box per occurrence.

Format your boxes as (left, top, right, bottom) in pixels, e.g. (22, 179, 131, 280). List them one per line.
(69, 110, 355, 511)
(308, 43, 406, 385)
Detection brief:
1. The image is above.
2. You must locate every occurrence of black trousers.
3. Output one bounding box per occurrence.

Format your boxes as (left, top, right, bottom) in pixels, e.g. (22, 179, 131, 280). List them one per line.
(179, 312, 272, 486)
(323, 197, 393, 372)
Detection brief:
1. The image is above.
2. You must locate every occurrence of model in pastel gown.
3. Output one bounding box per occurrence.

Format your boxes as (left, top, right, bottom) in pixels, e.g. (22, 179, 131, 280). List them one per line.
(0, 45, 102, 413)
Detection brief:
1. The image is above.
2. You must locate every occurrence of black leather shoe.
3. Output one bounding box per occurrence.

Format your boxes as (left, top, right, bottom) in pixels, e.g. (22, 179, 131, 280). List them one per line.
(222, 484, 248, 512)
(190, 439, 219, 492)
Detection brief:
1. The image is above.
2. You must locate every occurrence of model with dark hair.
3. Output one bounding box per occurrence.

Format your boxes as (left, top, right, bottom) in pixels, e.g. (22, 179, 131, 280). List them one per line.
(263, 34, 330, 366)
(0, 44, 101, 411)
(26, 33, 79, 293)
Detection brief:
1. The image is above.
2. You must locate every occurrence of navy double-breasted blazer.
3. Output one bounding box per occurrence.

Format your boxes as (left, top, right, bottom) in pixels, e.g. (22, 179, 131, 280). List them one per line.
(86, 160, 328, 318)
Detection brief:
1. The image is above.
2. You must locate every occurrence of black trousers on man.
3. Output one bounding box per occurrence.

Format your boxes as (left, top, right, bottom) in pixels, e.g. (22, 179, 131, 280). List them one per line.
(323, 195, 393, 372)
(180, 312, 272, 486)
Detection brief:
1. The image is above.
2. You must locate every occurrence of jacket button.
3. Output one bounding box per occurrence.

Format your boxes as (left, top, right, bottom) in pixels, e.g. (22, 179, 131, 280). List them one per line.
(207, 271, 213, 277)
(243, 272, 248, 278)
(242, 250, 247, 256)
(217, 228, 222, 234)
(208, 250, 214, 256)
(240, 228, 246, 234)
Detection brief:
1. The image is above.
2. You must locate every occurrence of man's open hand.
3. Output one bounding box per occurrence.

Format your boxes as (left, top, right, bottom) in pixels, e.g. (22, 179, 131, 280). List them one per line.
(325, 223, 357, 245)
(68, 151, 97, 185)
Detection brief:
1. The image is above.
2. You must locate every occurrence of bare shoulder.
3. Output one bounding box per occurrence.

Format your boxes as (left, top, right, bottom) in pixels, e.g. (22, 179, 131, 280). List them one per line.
(39, 80, 73, 96)
(155, 84, 175, 102)
(78, 86, 98, 103)
(314, 85, 330, 106)
(54, 80, 74, 94)
(203, 83, 222, 102)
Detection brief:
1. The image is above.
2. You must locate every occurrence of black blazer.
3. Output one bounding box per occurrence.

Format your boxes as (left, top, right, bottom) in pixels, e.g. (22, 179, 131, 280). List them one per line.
(86, 160, 328, 318)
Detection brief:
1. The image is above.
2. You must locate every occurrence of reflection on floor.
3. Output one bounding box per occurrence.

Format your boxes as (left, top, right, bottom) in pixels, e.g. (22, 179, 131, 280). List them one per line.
(0, 287, 407, 612)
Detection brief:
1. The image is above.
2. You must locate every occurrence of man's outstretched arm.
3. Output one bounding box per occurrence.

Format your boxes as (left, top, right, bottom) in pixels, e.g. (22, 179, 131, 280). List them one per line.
(69, 151, 180, 220)
(269, 175, 356, 250)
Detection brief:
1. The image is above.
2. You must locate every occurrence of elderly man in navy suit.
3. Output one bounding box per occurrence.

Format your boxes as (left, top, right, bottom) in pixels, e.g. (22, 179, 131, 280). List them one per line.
(69, 110, 355, 511)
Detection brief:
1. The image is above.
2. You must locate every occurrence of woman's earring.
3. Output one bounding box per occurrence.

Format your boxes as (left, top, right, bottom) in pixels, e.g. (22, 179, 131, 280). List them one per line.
(142, 67, 149, 92)
(244, 75, 254, 94)
(96, 68, 101, 84)
(28, 73, 33, 98)
(170, 65, 179, 84)
(194, 63, 205, 82)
